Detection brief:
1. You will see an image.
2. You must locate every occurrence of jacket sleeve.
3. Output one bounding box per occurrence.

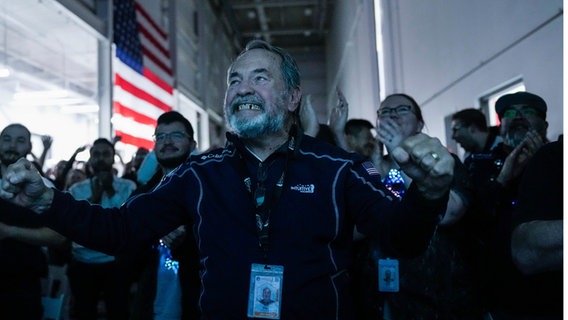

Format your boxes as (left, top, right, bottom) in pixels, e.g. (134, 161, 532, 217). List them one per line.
(346, 161, 447, 258)
(43, 166, 197, 255)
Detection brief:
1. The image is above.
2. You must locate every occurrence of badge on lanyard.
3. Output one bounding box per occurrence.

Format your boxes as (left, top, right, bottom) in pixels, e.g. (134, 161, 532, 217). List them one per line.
(378, 258, 399, 292)
(247, 263, 284, 319)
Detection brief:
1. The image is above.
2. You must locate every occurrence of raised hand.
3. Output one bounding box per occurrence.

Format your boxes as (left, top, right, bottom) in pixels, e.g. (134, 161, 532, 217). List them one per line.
(390, 133, 454, 200)
(497, 130, 544, 186)
(41, 135, 53, 150)
(329, 87, 349, 150)
(376, 117, 405, 152)
(299, 94, 320, 137)
(0, 158, 54, 213)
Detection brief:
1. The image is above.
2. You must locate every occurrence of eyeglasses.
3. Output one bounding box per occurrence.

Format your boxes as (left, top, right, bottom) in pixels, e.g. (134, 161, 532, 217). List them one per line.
(502, 107, 538, 119)
(377, 105, 414, 118)
(153, 131, 189, 142)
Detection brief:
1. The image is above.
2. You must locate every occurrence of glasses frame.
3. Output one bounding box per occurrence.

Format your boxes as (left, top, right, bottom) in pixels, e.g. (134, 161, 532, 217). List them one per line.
(377, 105, 414, 118)
(502, 107, 538, 119)
(153, 131, 189, 142)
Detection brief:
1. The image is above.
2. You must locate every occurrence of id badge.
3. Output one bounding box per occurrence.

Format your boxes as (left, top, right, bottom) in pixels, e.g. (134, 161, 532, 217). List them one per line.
(378, 258, 399, 292)
(247, 263, 284, 319)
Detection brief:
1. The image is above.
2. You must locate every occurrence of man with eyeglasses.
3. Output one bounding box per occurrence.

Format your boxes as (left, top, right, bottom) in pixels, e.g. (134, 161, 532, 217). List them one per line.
(463, 91, 551, 319)
(129, 111, 200, 320)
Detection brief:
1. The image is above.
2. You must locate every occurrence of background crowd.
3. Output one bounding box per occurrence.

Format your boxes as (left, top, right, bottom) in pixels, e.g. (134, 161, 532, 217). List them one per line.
(0, 40, 562, 320)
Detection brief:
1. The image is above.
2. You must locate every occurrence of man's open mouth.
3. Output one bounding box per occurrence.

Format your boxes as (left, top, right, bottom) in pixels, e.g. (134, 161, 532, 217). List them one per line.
(237, 103, 262, 111)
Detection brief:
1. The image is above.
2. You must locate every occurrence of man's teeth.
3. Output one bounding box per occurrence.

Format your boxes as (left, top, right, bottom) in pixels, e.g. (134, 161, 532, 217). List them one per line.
(237, 103, 261, 111)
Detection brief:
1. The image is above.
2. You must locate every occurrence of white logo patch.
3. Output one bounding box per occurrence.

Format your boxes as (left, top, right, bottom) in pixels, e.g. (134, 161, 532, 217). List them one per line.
(290, 184, 315, 193)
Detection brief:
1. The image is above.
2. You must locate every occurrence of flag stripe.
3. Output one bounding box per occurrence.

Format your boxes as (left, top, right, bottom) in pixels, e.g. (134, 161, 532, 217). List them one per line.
(143, 58, 174, 87)
(141, 46, 173, 78)
(138, 24, 170, 61)
(114, 49, 173, 95)
(113, 101, 156, 126)
(134, 2, 167, 40)
(115, 130, 154, 150)
(112, 0, 174, 150)
(114, 84, 169, 120)
(115, 73, 172, 113)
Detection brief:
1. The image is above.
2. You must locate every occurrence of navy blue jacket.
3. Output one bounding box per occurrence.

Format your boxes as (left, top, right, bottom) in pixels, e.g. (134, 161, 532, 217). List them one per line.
(44, 132, 446, 319)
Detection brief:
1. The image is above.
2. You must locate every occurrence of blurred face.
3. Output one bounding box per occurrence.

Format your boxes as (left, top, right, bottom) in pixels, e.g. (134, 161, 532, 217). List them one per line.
(499, 104, 548, 147)
(89, 143, 115, 173)
(65, 169, 87, 189)
(377, 95, 423, 139)
(54, 160, 68, 178)
(0, 125, 32, 167)
(224, 49, 299, 139)
(346, 128, 375, 158)
(154, 121, 196, 169)
(133, 148, 149, 167)
(450, 120, 476, 152)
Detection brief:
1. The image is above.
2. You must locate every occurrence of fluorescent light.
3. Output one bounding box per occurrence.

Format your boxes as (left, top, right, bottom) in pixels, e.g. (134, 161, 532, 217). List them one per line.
(0, 67, 11, 78)
(60, 104, 100, 114)
(13, 90, 70, 100)
(9, 97, 84, 107)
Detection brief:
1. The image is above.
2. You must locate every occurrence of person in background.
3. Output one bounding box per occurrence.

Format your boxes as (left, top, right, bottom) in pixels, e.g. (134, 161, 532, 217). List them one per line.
(46, 144, 88, 190)
(450, 108, 501, 160)
(463, 91, 549, 319)
(358, 93, 479, 319)
(0, 123, 61, 320)
(344, 119, 376, 160)
(122, 147, 150, 185)
(299, 88, 348, 148)
(129, 111, 200, 320)
(66, 138, 137, 320)
(0, 40, 454, 319)
(510, 136, 562, 319)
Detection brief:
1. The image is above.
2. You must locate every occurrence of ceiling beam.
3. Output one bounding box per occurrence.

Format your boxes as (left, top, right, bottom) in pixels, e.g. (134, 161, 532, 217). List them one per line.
(232, 0, 319, 10)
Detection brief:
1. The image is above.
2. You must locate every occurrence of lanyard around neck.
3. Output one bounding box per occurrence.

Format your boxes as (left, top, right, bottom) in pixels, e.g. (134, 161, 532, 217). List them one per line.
(242, 129, 296, 259)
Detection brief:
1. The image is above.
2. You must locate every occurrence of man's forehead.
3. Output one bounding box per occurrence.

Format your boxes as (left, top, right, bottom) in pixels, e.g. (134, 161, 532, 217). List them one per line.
(231, 49, 280, 72)
(1, 126, 30, 139)
(91, 143, 113, 152)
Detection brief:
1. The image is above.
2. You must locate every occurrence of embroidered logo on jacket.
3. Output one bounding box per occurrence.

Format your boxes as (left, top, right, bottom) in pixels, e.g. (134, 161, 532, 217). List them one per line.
(290, 184, 315, 193)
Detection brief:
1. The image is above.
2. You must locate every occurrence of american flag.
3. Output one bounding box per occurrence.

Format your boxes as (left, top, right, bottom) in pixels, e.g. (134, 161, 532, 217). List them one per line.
(112, 0, 174, 150)
(361, 161, 380, 176)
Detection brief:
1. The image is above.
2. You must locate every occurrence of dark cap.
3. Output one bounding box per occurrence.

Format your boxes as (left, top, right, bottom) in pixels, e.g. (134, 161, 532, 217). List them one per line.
(495, 91, 547, 119)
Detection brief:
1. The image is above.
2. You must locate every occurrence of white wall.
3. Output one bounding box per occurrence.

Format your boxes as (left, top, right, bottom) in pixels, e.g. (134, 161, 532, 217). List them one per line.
(326, 0, 381, 124)
(329, 0, 563, 146)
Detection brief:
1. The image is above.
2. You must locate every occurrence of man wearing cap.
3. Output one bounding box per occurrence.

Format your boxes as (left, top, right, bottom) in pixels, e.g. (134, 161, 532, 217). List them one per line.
(495, 91, 548, 151)
(464, 91, 550, 319)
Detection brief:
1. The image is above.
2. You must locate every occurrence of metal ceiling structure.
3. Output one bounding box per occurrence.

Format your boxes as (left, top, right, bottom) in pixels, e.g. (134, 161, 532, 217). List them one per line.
(212, 0, 334, 51)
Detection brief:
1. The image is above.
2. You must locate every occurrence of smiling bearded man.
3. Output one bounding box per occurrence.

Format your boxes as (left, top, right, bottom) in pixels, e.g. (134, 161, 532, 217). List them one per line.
(0, 39, 456, 320)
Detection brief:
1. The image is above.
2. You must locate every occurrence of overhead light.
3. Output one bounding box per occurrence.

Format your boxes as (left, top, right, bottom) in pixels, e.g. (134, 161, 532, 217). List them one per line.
(304, 8, 313, 16)
(10, 89, 92, 107)
(13, 90, 71, 100)
(60, 104, 100, 114)
(0, 67, 11, 78)
(9, 97, 85, 107)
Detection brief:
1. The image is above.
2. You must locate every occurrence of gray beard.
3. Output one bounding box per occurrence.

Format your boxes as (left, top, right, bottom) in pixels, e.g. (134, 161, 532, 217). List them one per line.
(505, 120, 530, 148)
(227, 110, 287, 139)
